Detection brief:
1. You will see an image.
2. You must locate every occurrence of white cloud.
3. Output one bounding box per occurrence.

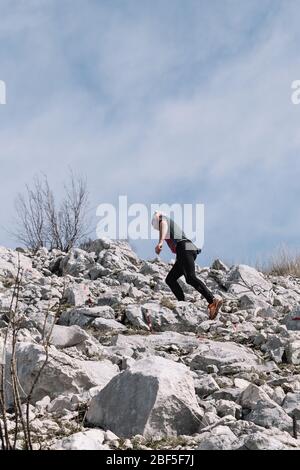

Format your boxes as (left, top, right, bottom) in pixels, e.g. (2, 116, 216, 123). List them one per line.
(0, 0, 299, 264)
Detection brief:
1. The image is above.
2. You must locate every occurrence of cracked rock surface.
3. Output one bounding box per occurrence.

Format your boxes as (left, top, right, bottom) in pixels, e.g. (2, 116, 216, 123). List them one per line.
(0, 242, 300, 450)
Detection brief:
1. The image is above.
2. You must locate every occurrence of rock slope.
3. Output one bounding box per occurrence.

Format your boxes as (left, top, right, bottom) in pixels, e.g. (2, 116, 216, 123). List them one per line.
(0, 239, 300, 450)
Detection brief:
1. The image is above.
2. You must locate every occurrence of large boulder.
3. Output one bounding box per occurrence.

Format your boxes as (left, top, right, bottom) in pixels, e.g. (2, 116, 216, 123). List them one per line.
(59, 306, 115, 327)
(225, 265, 272, 297)
(245, 402, 293, 432)
(49, 325, 89, 349)
(52, 429, 108, 450)
(125, 302, 207, 333)
(197, 425, 239, 450)
(5, 342, 119, 405)
(211, 259, 229, 272)
(0, 246, 39, 281)
(125, 304, 151, 331)
(240, 384, 293, 432)
(239, 384, 274, 409)
(139, 303, 178, 331)
(94, 239, 140, 271)
(139, 261, 160, 276)
(91, 318, 127, 334)
(88, 264, 110, 280)
(188, 339, 261, 374)
(239, 293, 276, 314)
(116, 271, 149, 289)
(173, 303, 208, 331)
(63, 285, 91, 306)
(194, 374, 220, 398)
(242, 432, 289, 450)
(86, 356, 203, 438)
(110, 332, 200, 357)
(59, 249, 95, 276)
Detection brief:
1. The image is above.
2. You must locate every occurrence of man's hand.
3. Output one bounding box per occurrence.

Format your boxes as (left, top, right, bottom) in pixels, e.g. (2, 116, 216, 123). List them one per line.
(155, 242, 163, 255)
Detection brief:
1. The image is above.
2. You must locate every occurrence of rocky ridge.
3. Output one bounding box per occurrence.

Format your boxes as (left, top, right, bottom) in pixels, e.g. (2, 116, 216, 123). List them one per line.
(0, 239, 300, 450)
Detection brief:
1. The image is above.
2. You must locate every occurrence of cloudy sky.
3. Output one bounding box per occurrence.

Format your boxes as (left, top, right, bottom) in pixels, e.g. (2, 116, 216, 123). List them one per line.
(0, 0, 299, 265)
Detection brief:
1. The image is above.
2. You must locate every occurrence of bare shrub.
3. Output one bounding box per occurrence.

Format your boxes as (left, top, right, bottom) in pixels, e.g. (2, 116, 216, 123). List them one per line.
(0, 257, 68, 450)
(13, 173, 90, 253)
(14, 177, 46, 251)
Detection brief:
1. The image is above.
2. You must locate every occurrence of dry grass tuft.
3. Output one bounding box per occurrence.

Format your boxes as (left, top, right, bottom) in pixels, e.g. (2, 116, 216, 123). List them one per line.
(257, 246, 300, 277)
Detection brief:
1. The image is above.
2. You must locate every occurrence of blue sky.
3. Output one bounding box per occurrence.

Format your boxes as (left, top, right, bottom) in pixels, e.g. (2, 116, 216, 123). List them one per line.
(0, 0, 300, 266)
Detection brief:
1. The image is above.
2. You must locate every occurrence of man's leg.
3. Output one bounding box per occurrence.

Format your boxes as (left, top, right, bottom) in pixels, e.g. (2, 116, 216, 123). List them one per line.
(181, 250, 214, 304)
(165, 261, 185, 301)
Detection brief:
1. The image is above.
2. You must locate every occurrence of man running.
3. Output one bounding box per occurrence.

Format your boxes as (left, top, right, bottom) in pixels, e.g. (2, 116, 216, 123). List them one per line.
(152, 211, 222, 319)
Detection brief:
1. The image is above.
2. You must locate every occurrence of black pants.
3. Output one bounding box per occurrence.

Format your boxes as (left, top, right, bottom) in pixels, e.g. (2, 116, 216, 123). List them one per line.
(166, 240, 214, 304)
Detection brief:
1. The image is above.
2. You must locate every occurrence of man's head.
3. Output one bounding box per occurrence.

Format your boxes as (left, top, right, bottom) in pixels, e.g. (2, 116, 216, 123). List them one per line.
(151, 211, 163, 230)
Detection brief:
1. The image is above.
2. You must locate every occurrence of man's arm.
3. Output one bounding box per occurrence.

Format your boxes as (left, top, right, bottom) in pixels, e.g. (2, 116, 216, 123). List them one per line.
(155, 217, 168, 254)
